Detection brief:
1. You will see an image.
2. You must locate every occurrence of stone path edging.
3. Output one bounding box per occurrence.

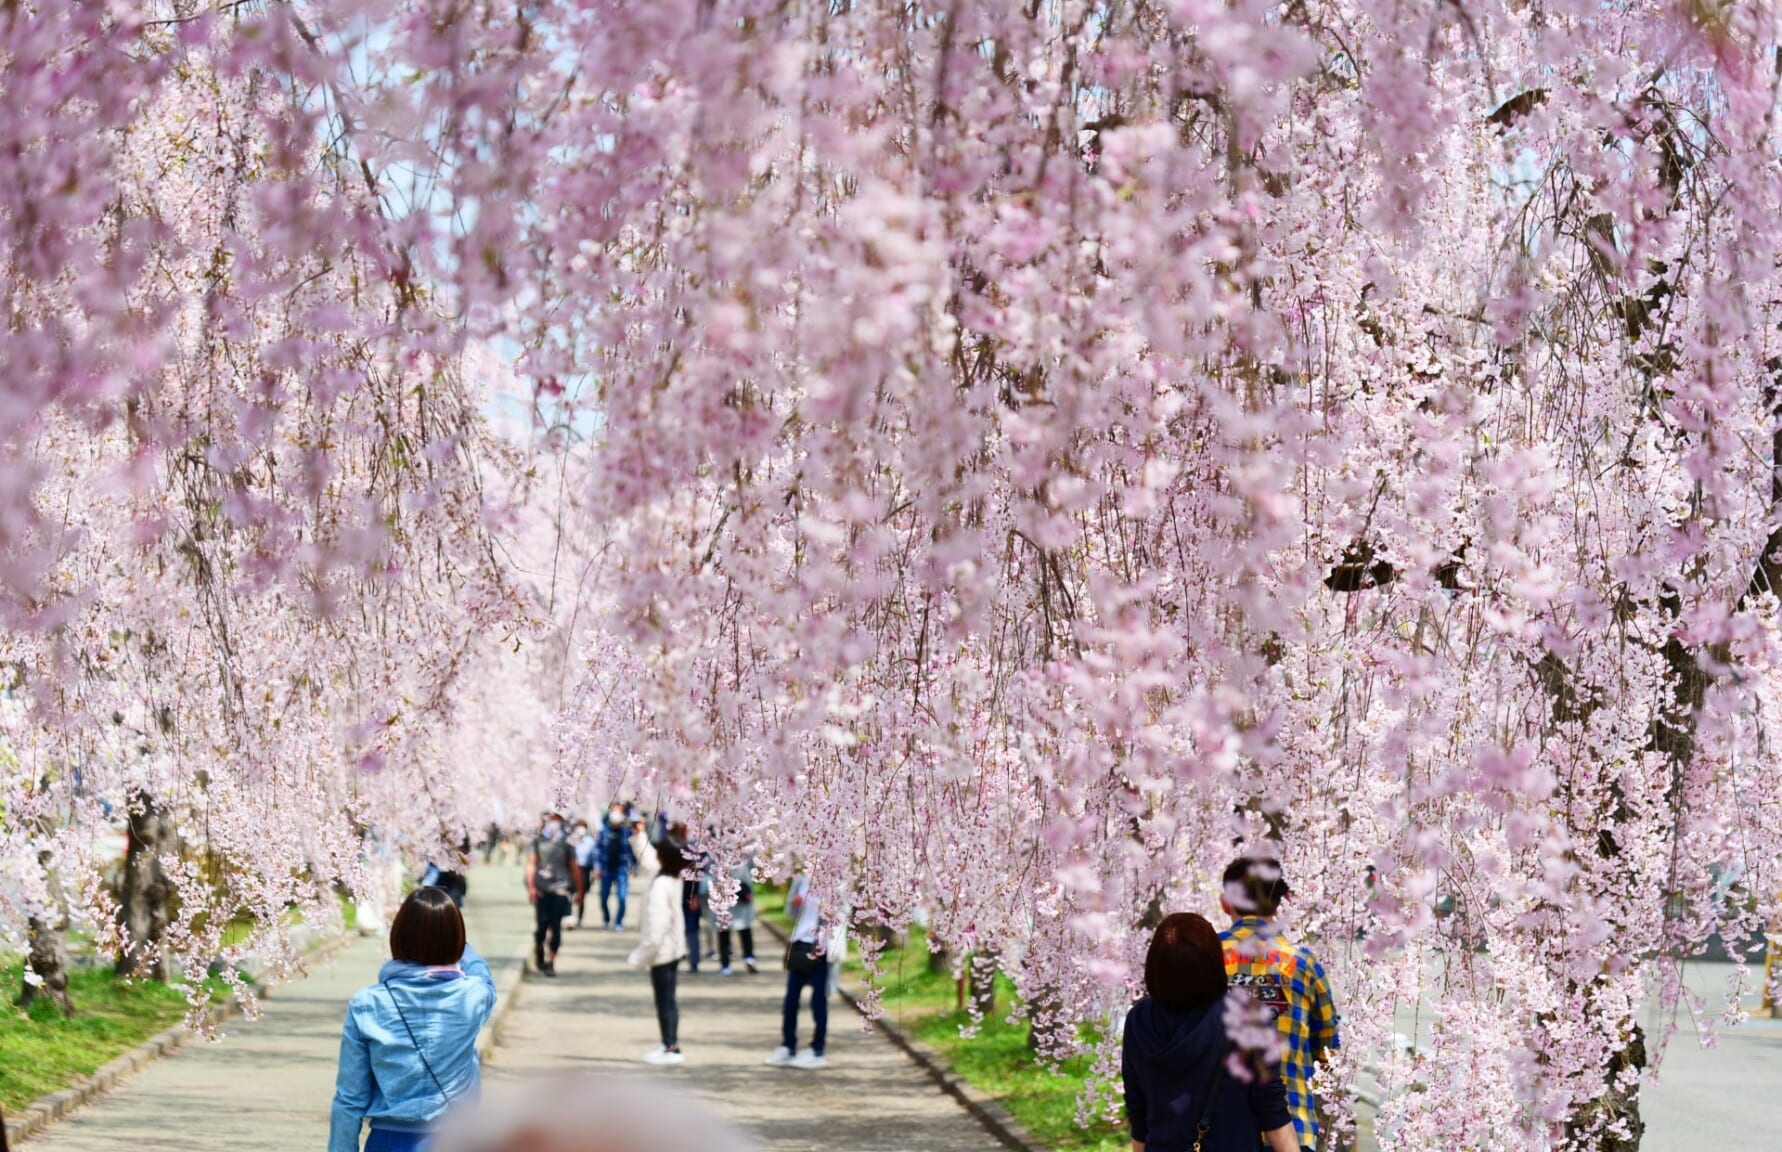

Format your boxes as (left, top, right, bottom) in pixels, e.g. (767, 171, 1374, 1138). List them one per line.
(475, 944, 530, 1062)
(7, 931, 355, 1147)
(10, 933, 530, 1148)
(760, 916, 1044, 1152)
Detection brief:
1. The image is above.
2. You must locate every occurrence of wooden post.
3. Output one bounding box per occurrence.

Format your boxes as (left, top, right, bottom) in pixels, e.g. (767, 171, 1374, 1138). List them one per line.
(1765, 934, 1779, 1019)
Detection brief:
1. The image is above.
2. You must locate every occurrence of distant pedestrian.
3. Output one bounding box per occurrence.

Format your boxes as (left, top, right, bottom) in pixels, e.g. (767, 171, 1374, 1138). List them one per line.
(569, 818, 597, 928)
(631, 818, 658, 885)
(330, 887, 496, 1152)
(596, 803, 637, 929)
(629, 839, 691, 1065)
(419, 860, 468, 908)
(1123, 912, 1300, 1152)
(527, 813, 583, 976)
(666, 822, 705, 971)
(710, 856, 758, 975)
(765, 872, 829, 1069)
(1220, 856, 1340, 1151)
(685, 866, 707, 972)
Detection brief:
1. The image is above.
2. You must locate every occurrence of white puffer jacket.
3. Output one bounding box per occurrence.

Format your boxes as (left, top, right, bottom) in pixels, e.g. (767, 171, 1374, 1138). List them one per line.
(628, 873, 689, 969)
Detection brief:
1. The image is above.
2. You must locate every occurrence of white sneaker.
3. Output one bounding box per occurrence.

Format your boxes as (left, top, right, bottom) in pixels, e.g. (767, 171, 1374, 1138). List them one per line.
(790, 1048, 827, 1070)
(743, 957, 758, 973)
(642, 1047, 685, 1065)
(718, 966, 733, 976)
(765, 1045, 794, 1067)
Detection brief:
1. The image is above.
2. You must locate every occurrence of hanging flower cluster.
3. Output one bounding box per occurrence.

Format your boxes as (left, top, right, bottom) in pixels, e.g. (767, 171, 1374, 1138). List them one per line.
(7, 1, 1782, 1148)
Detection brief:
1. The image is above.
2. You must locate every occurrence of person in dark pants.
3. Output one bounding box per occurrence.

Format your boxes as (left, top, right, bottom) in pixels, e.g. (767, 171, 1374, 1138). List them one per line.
(526, 814, 582, 976)
(713, 857, 758, 975)
(630, 839, 691, 1064)
(667, 823, 704, 971)
(1122, 912, 1301, 1152)
(594, 804, 637, 929)
(765, 873, 829, 1070)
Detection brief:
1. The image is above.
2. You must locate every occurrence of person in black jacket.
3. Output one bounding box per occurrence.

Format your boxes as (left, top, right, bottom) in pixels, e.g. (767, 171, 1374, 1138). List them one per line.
(1123, 913, 1301, 1152)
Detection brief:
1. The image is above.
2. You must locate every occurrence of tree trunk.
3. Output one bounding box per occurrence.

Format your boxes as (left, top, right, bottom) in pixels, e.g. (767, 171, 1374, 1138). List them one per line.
(18, 908, 74, 1016)
(17, 845, 74, 1017)
(968, 950, 997, 1017)
(863, 920, 905, 951)
(1026, 986, 1067, 1058)
(116, 789, 175, 982)
(927, 945, 951, 976)
(1564, 1024, 1645, 1152)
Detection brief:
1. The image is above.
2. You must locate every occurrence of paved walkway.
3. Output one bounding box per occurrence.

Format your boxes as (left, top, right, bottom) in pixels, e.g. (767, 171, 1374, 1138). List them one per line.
(482, 916, 1001, 1151)
(25, 864, 533, 1151)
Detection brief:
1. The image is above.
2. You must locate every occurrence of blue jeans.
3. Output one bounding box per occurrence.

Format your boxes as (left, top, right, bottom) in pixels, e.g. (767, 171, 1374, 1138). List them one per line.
(683, 908, 702, 970)
(781, 957, 830, 1055)
(599, 868, 628, 926)
(365, 1129, 429, 1152)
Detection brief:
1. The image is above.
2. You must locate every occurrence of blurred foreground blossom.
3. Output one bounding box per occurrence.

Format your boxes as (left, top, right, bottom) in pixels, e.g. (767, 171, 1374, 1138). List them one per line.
(431, 1075, 755, 1152)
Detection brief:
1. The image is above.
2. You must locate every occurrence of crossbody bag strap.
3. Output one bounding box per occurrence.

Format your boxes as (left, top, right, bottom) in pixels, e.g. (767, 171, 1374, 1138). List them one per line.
(1191, 1045, 1230, 1152)
(382, 980, 454, 1104)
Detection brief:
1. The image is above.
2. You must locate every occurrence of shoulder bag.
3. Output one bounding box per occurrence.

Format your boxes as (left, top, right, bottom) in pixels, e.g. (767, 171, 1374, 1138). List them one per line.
(383, 981, 457, 1106)
(784, 939, 818, 973)
(1190, 1046, 1228, 1152)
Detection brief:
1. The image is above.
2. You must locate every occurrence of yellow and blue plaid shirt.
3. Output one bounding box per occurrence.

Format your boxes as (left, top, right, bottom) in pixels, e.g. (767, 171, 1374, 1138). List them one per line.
(1221, 917, 1340, 1148)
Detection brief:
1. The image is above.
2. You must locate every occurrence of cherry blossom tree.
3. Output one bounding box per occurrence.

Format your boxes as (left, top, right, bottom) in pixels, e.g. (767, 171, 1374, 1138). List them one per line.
(524, 3, 1782, 1150)
(0, 2, 549, 1008)
(8, 1, 1782, 1150)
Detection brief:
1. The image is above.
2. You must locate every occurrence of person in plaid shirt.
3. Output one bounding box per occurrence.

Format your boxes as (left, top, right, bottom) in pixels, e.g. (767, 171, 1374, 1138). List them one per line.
(1220, 857, 1340, 1151)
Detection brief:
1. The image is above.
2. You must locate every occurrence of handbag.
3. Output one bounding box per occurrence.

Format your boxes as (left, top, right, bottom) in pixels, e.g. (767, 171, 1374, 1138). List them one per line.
(383, 980, 458, 1107)
(1190, 1046, 1229, 1152)
(784, 939, 818, 973)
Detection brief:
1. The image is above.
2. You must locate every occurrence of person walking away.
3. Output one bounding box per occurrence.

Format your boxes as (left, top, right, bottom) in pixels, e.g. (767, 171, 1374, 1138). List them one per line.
(665, 823, 705, 971)
(631, 818, 659, 885)
(629, 839, 691, 1064)
(1220, 856, 1340, 1152)
(526, 814, 582, 975)
(419, 860, 469, 909)
(595, 803, 637, 930)
(681, 855, 707, 972)
(766, 872, 830, 1069)
(711, 856, 758, 975)
(1123, 912, 1300, 1152)
(569, 818, 597, 928)
(330, 887, 497, 1152)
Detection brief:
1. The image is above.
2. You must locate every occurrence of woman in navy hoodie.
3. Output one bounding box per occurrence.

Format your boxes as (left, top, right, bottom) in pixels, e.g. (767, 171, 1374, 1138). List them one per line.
(330, 887, 497, 1152)
(1123, 913, 1301, 1152)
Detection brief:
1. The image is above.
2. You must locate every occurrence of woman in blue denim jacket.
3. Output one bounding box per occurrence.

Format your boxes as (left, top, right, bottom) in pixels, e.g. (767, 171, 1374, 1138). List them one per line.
(330, 887, 496, 1152)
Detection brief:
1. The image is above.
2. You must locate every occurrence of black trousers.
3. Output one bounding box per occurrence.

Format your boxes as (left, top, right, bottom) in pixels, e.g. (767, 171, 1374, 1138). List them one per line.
(649, 960, 680, 1047)
(718, 926, 755, 967)
(535, 892, 571, 955)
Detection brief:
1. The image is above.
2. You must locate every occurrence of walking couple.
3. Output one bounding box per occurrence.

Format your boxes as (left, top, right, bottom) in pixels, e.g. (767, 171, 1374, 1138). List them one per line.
(629, 849, 834, 1071)
(1123, 856, 1341, 1152)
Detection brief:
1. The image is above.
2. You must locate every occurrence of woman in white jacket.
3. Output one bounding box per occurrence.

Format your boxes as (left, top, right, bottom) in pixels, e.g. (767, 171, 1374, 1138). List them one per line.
(629, 839, 690, 1064)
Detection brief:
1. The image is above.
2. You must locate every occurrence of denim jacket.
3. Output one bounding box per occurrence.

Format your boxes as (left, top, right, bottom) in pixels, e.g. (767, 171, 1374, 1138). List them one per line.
(329, 944, 496, 1152)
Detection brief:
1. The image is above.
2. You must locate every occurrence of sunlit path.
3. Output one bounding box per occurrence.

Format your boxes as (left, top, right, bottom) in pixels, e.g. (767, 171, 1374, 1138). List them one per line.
(23, 865, 531, 1152)
(483, 918, 1000, 1152)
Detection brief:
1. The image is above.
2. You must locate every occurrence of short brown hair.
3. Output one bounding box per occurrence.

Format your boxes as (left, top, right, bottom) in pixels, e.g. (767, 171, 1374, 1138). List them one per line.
(1145, 912, 1228, 1011)
(1223, 856, 1290, 917)
(390, 886, 466, 965)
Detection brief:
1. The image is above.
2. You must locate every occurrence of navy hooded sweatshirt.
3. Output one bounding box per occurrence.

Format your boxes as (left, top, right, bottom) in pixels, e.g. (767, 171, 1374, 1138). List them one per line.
(1122, 996, 1292, 1152)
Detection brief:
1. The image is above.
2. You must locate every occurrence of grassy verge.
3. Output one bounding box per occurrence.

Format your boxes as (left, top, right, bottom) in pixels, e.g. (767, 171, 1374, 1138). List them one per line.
(759, 887, 1127, 1152)
(0, 962, 208, 1113)
(0, 894, 350, 1114)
